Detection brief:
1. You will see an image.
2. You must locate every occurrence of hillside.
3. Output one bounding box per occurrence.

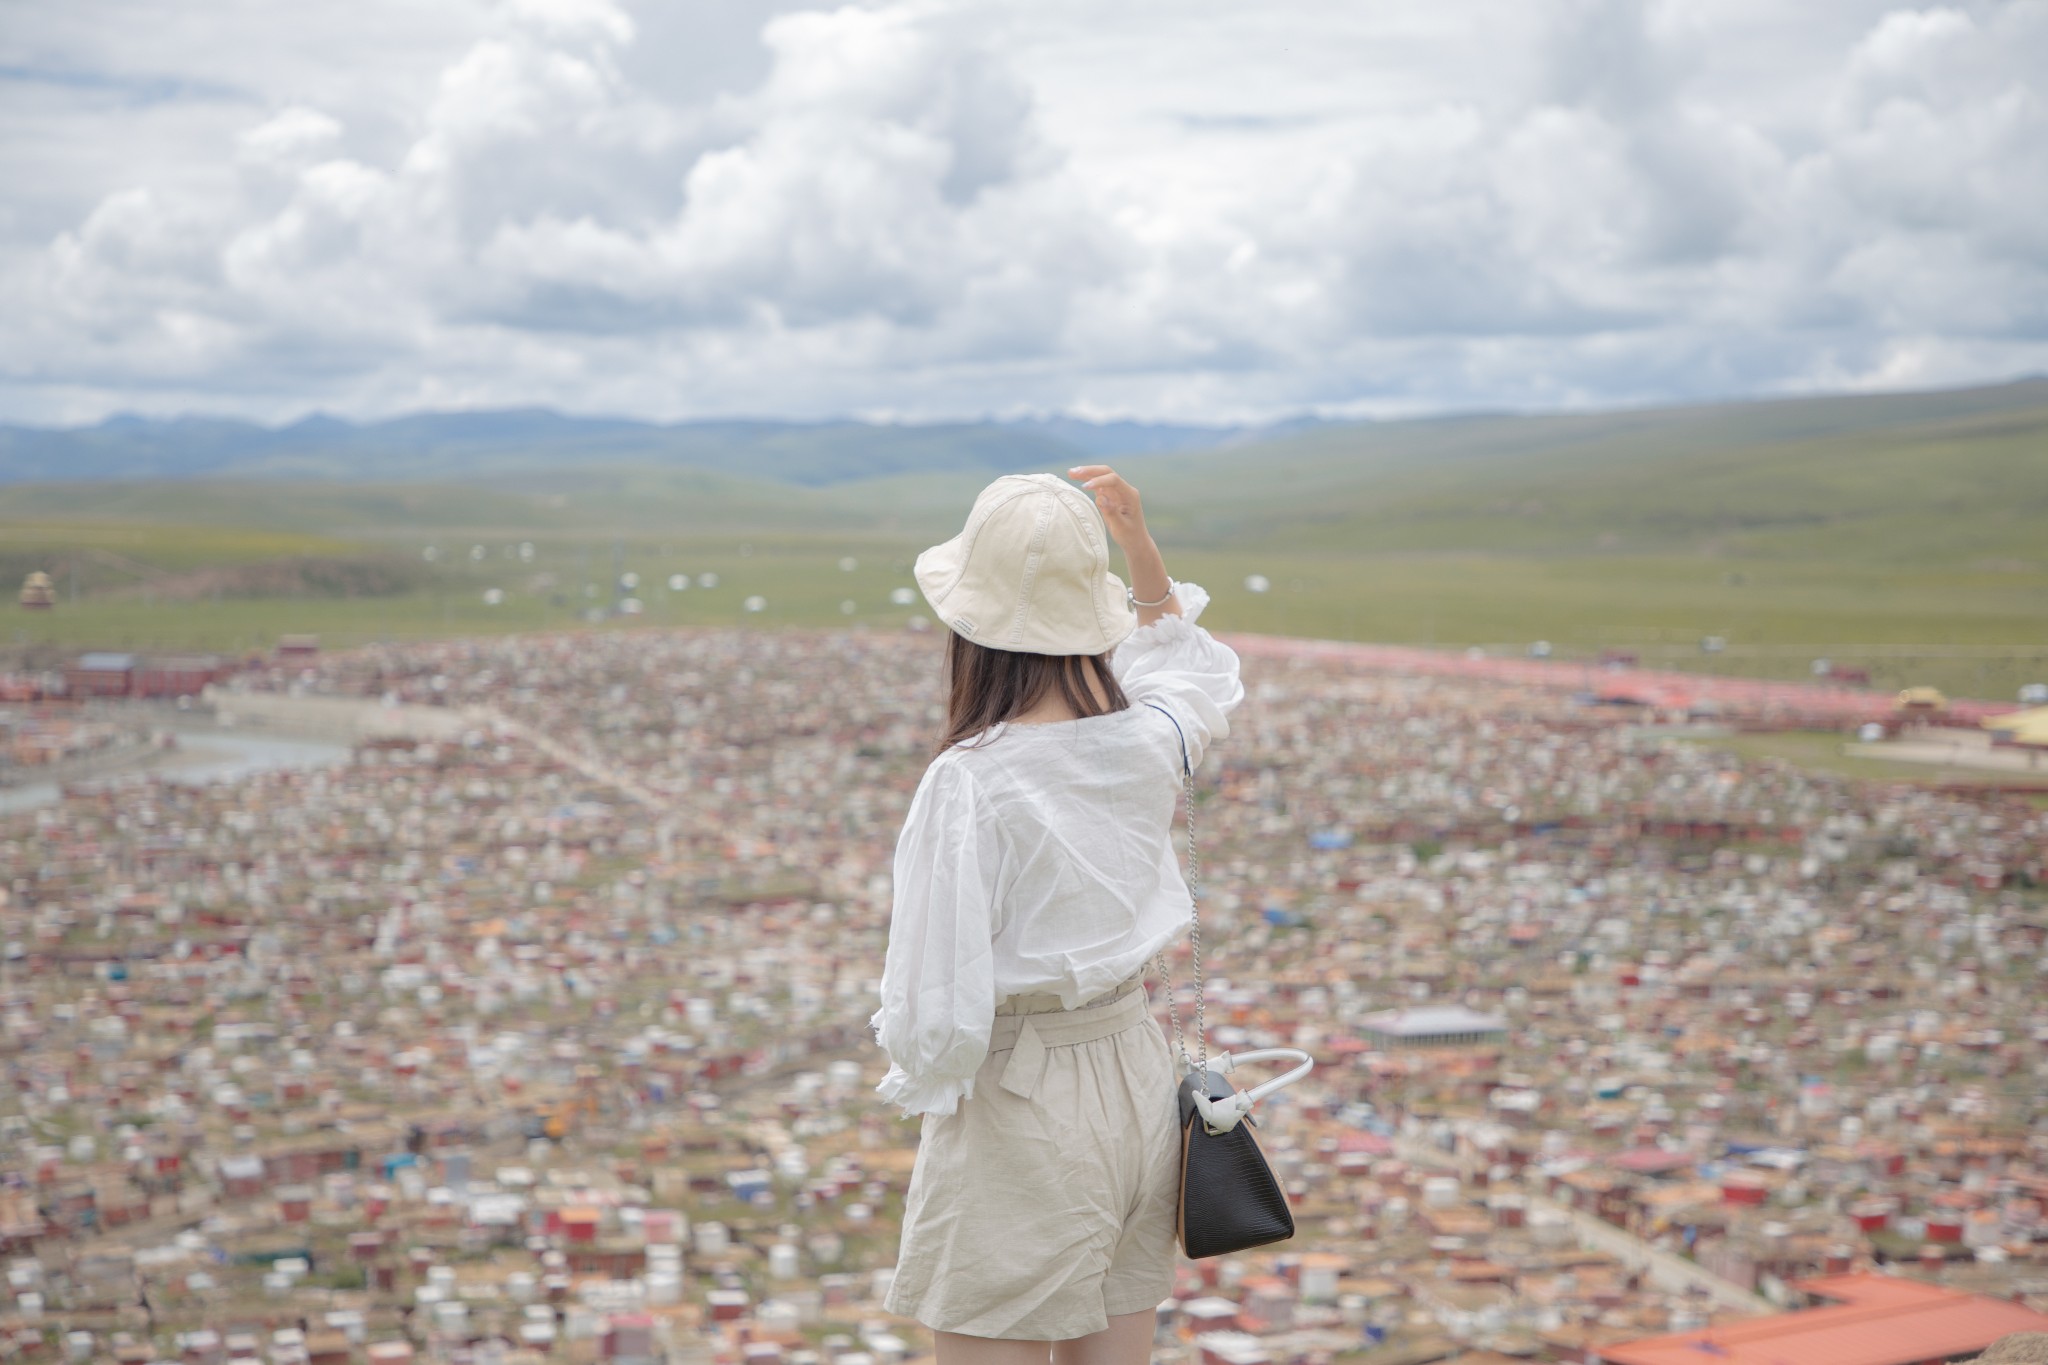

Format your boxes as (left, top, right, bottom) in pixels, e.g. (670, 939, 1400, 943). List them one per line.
(8, 380, 2044, 562)
(1101, 378, 2048, 562)
(3, 378, 2044, 700)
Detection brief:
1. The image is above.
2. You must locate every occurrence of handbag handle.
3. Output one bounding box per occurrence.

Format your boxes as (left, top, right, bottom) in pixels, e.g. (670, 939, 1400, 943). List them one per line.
(1191, 1047, 1315, 1134)
(1143, 702, 1207, 1074)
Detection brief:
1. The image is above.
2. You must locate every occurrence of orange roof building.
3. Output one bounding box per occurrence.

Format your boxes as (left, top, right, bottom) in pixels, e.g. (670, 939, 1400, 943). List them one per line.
(1598, 1273, 2048, 1365)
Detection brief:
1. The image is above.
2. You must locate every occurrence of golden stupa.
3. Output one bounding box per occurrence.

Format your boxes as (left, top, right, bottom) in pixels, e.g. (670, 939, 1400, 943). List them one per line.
(19, 571, 55, 610)
(1894, 685, 1948, 712)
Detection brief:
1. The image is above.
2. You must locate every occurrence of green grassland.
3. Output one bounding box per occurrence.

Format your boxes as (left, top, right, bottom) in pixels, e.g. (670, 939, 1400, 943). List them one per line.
(9, 536, 2044, 699)
(1679, 729, 2048, 789)
(1097, 382, 2048, 564)
(0, 521, 358, 566)
(3, 381, 2046, 700)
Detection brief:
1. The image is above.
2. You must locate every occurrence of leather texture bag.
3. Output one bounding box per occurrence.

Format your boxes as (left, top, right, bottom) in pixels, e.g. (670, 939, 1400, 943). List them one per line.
(1145, 703, 1312, 1259)
(1176, 1064, 1295, 1258)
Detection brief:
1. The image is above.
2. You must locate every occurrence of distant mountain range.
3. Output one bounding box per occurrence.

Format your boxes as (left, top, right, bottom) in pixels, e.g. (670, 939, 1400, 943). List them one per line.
(5, 379, 2041, 702)
(0, 408, 1322, 487)
(3, 378, 2043, 567)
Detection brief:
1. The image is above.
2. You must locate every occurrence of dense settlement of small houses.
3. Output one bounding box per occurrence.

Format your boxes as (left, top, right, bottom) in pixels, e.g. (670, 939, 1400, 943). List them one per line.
(0, 708, 159, 779)
(1, 626, 2046, 1365)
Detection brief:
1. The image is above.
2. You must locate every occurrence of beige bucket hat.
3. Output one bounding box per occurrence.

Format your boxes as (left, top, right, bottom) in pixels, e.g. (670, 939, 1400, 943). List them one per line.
(914, 473, 1139, 656)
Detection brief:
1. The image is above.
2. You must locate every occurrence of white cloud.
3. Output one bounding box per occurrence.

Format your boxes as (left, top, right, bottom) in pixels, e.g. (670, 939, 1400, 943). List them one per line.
(500, 0, 636, 45)
(0, 0, 2044, 424)
(237, 106, 345, 167)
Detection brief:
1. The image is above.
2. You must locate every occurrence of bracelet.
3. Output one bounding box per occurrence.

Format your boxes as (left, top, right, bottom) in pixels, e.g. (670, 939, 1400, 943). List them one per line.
(1128, 577, 1177, 609)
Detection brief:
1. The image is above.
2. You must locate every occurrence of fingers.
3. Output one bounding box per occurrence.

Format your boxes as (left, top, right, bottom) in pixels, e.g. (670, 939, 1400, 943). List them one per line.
(1069, 465, 1129, 492)
(1067, 464, 1142, 528)
(1071, 469, 1128, 493)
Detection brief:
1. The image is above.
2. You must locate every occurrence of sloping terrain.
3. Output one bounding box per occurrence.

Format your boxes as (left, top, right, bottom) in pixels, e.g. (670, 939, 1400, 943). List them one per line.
(4, 379, 2044, 698)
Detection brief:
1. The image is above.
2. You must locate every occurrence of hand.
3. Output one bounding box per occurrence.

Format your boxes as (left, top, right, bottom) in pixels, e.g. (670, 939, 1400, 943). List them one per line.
(1067, 465, 1150, 550)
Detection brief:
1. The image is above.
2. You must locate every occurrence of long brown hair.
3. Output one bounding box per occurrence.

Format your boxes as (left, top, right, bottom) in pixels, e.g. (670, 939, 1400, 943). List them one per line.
(940, 632, 1129, 750)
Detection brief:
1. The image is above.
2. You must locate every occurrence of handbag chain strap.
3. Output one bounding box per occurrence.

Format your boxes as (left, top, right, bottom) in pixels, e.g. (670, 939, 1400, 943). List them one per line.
(1148, 707, 1207, 1075)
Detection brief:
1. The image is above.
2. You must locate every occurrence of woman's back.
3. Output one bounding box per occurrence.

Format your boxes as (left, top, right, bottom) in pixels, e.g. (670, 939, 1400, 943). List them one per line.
(873, 595, 1242, 1118)
(933, 707, 1192, 997)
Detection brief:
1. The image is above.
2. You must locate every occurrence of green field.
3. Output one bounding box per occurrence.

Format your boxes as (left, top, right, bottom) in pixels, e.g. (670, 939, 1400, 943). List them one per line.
(1680, 729, 2048, 788)
(4, 380, 2046, 699)
(1677, 730, 2048, 809)
(9, 536, 2044, 699)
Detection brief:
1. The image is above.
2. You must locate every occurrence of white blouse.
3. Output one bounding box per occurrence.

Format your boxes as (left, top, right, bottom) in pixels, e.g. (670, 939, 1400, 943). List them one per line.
(869, 581, 1246, 1117)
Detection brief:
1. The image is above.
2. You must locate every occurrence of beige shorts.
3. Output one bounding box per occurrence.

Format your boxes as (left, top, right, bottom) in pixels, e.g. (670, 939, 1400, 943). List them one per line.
(885, 978, 1181, 1341)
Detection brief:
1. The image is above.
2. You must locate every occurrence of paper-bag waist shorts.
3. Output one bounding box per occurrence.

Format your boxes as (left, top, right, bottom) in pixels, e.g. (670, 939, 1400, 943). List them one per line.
(884, 977, 1180, 1340)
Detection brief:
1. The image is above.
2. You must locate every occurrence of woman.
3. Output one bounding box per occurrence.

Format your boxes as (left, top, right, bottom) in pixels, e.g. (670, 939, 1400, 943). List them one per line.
(871, 465, 1245, 1365)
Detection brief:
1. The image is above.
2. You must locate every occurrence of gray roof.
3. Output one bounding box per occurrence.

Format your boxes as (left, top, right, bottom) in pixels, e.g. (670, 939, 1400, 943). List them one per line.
(75, 652, 138, 670)
(1358, 1005, 1509, 1037)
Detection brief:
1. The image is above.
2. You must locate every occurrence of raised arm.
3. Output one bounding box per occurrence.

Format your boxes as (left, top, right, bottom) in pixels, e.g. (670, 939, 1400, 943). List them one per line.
(1069, 464, 1180, 629)
(1071, 465, 1245, 769)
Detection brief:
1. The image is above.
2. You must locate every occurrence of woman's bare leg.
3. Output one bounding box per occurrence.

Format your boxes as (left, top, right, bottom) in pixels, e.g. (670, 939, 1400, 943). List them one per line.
(934, 1333, 1051, 1365)
(1051, 1310, 1155, 1365)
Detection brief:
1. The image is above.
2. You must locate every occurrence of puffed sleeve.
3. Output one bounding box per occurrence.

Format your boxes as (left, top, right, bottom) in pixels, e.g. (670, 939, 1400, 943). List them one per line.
(1111, 580, 1245, 771)
(868, 758, 1005, 1118)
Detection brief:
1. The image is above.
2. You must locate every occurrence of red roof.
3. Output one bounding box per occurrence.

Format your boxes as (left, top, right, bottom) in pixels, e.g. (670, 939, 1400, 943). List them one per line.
(1608, 1147, 1695, 1175)
(1224, 635, 2023, 725)
(1599, 1272, 2048, 1365)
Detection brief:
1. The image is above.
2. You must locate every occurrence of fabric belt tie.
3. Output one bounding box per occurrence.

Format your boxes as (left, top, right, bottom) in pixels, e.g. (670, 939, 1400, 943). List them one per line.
(989, 983, 1150, 1102)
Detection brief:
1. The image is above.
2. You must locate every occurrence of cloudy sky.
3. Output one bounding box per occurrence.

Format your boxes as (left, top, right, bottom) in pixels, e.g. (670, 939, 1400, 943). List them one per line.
(2, 0, 2044, 426)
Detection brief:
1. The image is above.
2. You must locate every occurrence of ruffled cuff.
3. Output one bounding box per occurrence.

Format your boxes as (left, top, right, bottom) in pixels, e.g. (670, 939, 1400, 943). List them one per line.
(875, 1062, 975, 1118)
(869, 1006, 976, 1118)
(1123, 581, 1211, 645)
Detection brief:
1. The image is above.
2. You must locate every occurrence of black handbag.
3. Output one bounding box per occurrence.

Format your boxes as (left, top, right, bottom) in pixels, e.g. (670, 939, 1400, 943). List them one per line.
(1176, 1065, 1296, 1257)
(1145, 704, 1312, 1259)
